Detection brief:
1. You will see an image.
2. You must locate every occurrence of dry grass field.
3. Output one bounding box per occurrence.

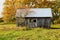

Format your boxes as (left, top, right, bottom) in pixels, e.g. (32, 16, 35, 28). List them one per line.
(0, 24, 60, 40)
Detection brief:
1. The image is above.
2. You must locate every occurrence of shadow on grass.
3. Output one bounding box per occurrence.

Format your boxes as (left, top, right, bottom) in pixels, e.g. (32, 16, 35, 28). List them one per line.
(50, 27, 60, 29)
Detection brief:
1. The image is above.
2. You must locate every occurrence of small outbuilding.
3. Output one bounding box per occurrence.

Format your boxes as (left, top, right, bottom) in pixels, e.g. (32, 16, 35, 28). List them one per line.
(16, 8, 52, 28)
(25, 8, 52, 28)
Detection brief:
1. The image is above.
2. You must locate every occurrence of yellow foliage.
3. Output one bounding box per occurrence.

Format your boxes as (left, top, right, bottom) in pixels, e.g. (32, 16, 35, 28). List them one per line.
(3, 0, 57, 22)
(58, 8, 60, 12)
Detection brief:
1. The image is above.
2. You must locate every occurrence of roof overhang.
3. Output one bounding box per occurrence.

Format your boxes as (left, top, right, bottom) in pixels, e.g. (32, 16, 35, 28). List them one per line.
(25, 8, 52, 17)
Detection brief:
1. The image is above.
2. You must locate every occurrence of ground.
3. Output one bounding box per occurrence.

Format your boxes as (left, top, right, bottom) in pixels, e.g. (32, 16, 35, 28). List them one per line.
(0, 24, 60, 40)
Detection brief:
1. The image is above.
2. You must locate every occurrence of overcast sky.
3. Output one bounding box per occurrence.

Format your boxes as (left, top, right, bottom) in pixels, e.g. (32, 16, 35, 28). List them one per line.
(0, 0, 5, 18)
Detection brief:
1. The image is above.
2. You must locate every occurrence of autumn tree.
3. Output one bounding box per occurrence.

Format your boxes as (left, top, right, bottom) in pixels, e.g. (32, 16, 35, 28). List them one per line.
(3, 0, 58, 23)
(2, 0, 15, 23)
(3, 0, 25, 23)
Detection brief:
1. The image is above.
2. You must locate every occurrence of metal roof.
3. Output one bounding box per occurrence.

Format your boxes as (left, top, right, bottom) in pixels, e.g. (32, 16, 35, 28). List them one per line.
(26, 8, 52, 17)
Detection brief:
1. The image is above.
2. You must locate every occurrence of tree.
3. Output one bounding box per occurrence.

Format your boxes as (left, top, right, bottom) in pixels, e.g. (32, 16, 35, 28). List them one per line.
(2, 0, 58, 23)
(3, 0, 24, 23)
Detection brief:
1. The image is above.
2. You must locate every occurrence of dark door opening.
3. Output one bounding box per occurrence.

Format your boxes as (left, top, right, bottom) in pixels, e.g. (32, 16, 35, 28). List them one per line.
(33, 19, 36, 22)
(29, 19, 36, 22)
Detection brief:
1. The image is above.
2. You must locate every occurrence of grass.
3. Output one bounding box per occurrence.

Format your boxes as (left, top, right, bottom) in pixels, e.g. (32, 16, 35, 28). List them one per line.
(51, 24, 60, 28)
(0, 24, 60, 40)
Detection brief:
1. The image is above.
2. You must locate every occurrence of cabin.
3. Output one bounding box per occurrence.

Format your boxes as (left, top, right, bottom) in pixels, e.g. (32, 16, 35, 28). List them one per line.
(16, 8, 52, 28)
(25, 8, 52, 28)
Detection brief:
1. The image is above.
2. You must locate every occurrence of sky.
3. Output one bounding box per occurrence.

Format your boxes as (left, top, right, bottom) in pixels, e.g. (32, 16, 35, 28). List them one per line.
(0, 0, 5, 18)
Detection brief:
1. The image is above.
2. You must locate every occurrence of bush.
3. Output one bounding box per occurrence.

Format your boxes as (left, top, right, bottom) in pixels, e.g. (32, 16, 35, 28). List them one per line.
(0, 18, 3, 22)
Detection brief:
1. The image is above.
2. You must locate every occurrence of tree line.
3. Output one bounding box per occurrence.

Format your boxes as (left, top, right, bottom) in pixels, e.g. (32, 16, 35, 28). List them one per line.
(2, 0, 60, 23)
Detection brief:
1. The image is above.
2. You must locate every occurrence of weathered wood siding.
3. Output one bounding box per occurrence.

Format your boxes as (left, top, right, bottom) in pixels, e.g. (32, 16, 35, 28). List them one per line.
(25, 17, 51, 28)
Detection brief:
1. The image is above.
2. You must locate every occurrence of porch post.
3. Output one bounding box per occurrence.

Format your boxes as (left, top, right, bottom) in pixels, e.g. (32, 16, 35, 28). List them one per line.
(36, 18, 38, 27)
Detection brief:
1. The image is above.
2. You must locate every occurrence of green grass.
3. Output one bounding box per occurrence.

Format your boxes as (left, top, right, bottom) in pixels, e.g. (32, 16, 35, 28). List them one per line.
(51, 24, 60, 28)
(0, 24, 60, 40)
